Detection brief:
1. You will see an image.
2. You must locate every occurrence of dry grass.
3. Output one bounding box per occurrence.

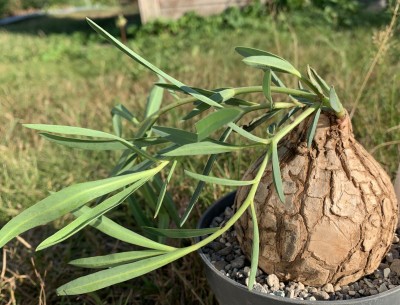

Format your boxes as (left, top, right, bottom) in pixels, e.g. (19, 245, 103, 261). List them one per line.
(0, 9, 399, 304)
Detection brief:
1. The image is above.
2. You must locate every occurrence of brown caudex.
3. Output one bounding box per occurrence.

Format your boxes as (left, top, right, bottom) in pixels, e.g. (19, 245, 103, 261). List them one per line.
(235, 111, 398, 286)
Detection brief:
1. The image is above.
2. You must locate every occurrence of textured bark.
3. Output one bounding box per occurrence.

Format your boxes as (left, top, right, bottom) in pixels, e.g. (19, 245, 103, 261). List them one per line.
(234, 111, 398, 286)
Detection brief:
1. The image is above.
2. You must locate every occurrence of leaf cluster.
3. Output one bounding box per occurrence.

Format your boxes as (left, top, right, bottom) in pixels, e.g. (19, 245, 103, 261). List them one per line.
(0, 19, 346, 295)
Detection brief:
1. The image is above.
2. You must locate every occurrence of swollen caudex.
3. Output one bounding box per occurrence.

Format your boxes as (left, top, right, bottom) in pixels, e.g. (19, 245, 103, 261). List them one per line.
(235, 111, 398, 286)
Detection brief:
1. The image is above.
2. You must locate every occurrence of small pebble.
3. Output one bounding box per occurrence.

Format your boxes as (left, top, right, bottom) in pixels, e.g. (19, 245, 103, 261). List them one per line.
(230, 257, 245, 269)
(273, 290, 285, 297)
(322, 283, 334, 293)
(213, 260, 227, 271)
(378, 283, 388, 293)
(266, 274, 280, 291)
(393, 235, 400, 244)
(286, 289, 295, 299)
(384, 268, 391, 278)
(314, 291, 330, 300)
(390, 259, 400, 274)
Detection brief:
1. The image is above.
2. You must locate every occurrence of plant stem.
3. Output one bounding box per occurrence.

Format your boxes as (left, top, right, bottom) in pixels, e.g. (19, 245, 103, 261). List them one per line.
(274, 106, 317, 142)
(187, 150, 271, 251)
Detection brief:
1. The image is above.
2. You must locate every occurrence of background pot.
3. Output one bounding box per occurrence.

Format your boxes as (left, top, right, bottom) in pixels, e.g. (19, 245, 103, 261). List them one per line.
(197, 192, 400, 305)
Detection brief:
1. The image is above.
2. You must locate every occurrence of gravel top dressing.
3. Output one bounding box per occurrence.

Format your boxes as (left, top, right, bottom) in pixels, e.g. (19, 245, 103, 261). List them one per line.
(201, 206, 400, 301)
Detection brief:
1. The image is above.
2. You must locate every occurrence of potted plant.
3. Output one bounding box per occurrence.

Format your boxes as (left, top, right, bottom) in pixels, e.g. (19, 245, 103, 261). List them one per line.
(0, 19, 398, 304)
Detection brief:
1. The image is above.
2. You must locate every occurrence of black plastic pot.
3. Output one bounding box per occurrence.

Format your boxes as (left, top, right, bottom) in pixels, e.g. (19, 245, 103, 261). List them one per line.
(197, 192, 400, 305)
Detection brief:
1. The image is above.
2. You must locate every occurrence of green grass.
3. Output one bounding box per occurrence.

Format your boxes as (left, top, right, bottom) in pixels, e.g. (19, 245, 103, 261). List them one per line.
(0, 9, 399, 305)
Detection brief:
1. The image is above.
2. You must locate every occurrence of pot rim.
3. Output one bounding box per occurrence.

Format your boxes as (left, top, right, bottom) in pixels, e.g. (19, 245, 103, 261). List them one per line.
(197, 191, 400, 304)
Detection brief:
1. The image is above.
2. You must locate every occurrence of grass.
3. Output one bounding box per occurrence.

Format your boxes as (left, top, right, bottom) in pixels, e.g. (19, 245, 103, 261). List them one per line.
(0, 7, 399, 305)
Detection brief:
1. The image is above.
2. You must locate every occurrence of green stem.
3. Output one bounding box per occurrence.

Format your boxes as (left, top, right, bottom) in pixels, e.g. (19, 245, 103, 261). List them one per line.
(244, 102, 301, 114)
(187, 150, 271, 251)
(274, 106, 317, 142)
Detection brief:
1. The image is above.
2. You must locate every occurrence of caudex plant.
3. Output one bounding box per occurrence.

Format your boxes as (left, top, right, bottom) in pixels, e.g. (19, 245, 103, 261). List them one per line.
(0, 19, 397, 296)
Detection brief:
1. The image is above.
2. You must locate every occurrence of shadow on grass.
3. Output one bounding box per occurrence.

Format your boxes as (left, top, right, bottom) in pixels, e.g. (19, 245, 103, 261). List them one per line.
(0, 13, 140, 36)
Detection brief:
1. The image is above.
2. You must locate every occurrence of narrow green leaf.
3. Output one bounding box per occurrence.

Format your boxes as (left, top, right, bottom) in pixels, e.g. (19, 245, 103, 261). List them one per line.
(152, 126, 197, 145)
(329, 86, 343, 113)
(195, 108, 242, 141)
(142, 227, 219, 239)
(145, 81, 164, 118)
(309, 67, 330, 95)
(152, 175, 180, 226)
(25, 124, 156, 161)
(209, 88, 236, 103)
(112, 114, 122, 137)
(179, 127, 232, 226)
(182, 103, 211, 121)
(0, 167, 165, 248)
(224, 98, 257, 107)
(127, 196, 153, 228)
(271, 71, 286, 87)
(69, 250, 166, 268)
(262, 68, 273, 106)
(277, 107, 301, 127)
(37, 179, 149, 251)
(72, 206, 175, 252)
(162, 141, 255, 157)
(227, 123, 270, 144)
(111, 104, 136, 123)
(184, 169, 255, 186)
(39, 133, 127, 150)
(156, 212, 169, 244)
(243, 56, 301, 77)
(57, 248, 190, 295)
(154, 83, 215, 96)
(235, 46, 285, 61)
(271, 143, 285, 203)
(86, 18, 222, 109)
(247, 202, 260, 291)
(154, 160, 177, 218)
(306, 107, 322, 148)
(25, 124, 127, 140)
(243, 110, 282, 132)
(40, 133, 166, 151)
(307, 65, 324, 95)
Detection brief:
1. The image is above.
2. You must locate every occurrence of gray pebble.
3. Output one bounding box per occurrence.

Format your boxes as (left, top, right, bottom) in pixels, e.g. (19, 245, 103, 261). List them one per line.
(314, 291, 330, 300)
(273, 290, 285, 297)
(213, 260, 227, 271)
(266, 274, 280, 291)
(322, 283, 334, 293)
(217, 246, 233, 256)
(384, 268, 391, 278)
(378, 283, 388, 293)
(286, 289, 295, 299)
(230, 257, 245, 269)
